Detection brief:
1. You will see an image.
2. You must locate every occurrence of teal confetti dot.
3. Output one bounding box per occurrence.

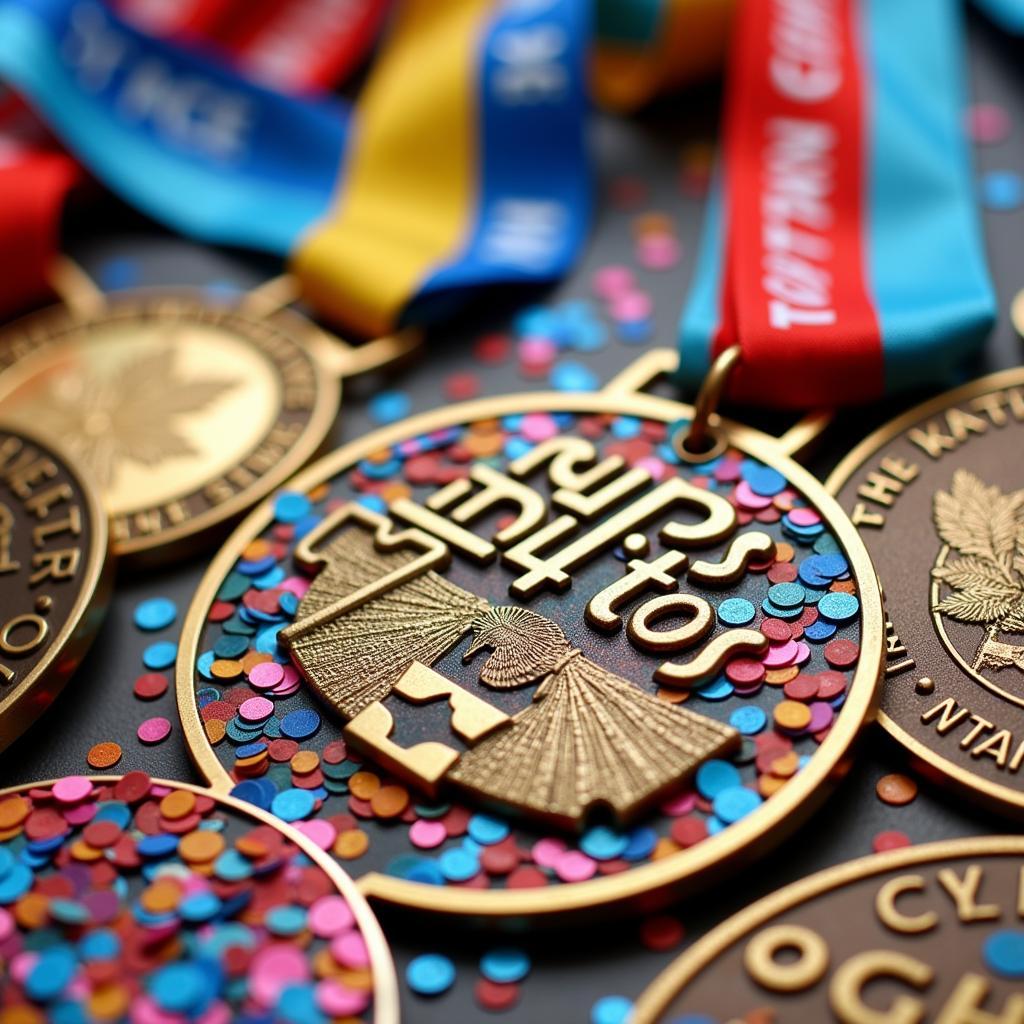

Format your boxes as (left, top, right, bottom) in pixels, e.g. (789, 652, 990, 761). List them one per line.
(718, 597, 755, 626)
(767, 582, 805, 609)
(467, 814, 509, 846)
(407, 953, 456, 996)
(580, 826, 629, 861)
(271, 788, 316, 822)
(439, 847, 479, 882)
(134, 598, 177, 631)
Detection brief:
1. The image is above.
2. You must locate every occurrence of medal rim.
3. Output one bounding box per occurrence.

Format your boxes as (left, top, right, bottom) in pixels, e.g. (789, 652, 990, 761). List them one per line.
(632, 834, 1024, 1023)
(0, 422, 111, 754)
(826, 367, 1024, 815)
(0, 774, 401, 1024)
(176, 384, 884, 918)
(0, 290, 341, 564)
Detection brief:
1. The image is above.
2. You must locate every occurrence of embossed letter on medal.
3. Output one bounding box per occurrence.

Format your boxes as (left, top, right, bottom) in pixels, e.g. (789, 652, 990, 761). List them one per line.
(179, 351, 883, 917)
(829, 370, 1024, 816)
(0, 425, 110, 751)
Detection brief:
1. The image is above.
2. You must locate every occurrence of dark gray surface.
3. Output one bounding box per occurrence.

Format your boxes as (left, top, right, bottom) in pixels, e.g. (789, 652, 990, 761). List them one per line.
(3, 11, 1023, 1022)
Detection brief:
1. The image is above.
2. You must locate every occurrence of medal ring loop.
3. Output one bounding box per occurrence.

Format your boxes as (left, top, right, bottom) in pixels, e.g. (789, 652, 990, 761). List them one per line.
(672, 345, 742, 463)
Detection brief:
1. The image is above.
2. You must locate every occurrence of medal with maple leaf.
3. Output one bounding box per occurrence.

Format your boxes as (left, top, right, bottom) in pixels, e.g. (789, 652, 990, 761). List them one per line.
(829, 368, 1024, 816)
(0, 291, 338, 563)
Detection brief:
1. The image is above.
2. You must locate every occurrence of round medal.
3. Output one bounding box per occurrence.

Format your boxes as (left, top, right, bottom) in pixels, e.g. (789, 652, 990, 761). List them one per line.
(177, 351, 883, 917)
(0, 774, 398, 1022)
(634, 836, 1024, 1022)
(0, 424, 110, 752)
(828, 370, 1024, 816)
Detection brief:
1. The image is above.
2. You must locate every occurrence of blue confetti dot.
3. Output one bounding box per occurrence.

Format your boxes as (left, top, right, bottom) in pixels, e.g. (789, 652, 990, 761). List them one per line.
(550, 360, 598, 392)
(744, 465, 786, 496)
(370, 391, 412, 424)
(591, 995, 634, 1024)
(148, 962, 209, 1013)
(467, 814, 509, 846)
(274, 491, 312, 524)
(480, 948, 531, 984)
(817, 591, 860, 623)
(696, 677, 734, 701)
(981, 170, 1024, 211)
(712, 785, 762, 824)
(984, 929, 1024, 978)
(439, 847, 479, 882)
(272, 788, 316, 822)
(134, 597, 177, 632)
(142, 641, 178, 671)
(696, 760, 742, 799)
(137, 834, 179, 859)
(718, 597, 755, 626)
(79, 929, 120, 961)
(407, 953, 456, 996)
(26, 946, 77, 1001)
(580, 826, 629, 861)
(729, 705, 767, 735)
(266, 904, 308, 936)
(280, 709, 321, 740)
(98, 256, 140, 290)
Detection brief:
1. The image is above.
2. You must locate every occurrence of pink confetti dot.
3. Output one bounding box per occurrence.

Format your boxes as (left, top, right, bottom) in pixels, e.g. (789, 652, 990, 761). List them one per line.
(249, 945, 310, 1007)
(787, 507, 821, 527)
(296, 819, 336, 850)
(63, 802, 98, 826)
(331, 930, 370, 969)
(967, 102, 1010, 145)
(409, 819, 447, 849)
(735, 481, 773, 510)
(554, 850, 597, 883)
(520, 413, 558, 443)
(636, 234, 680, 270)
(660, 790, 697, 816)
(316, 980, 371, 1017)
(239, 696, 274, 722)
(249, 662, 284, 690)
(763, 640, 799, 668)
(307, 895, 355, 938)
(532, 837, 567, 869)
(137, 717, 172, 745)
(592, 264, 634, 300)
(52, 776, 93, 804)
(610, 291, 652, 322)
(0, 909, 13, 943)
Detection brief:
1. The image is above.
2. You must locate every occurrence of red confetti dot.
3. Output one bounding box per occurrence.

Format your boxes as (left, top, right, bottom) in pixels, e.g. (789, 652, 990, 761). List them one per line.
(640, 915, 685, 952)
(475, 979, 520, 1011)
(824, 638, 860, 669)
(760, 619, 791, 642)
(506, 866, 548, 889)
(670, 816, 708, 848)
(134, 673, 168, 700)
(444, 372, 481, 401)
(873, 830, 911, 853)
(725, 659, 765, 685)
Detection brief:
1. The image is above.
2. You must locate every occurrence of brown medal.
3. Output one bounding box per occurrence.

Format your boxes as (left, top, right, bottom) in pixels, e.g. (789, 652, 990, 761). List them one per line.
(634, 836, 1024, 1022)
(0, 424, 110, 751)
(829, 370, 1024, 816)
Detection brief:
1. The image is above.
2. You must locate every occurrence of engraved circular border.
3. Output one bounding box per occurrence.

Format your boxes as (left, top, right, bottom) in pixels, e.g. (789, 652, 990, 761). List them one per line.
(0, 774, 401, 1024)
(826, 367, 1024, 816)
(177, 387, 884, 919)
(632, 834, 1024, 1022)
(0, 423, 112, 752)
(0, 291, 340, 563)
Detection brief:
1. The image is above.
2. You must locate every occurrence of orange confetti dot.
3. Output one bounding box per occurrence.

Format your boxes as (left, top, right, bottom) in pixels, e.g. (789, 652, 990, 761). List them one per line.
(69, 839, 104, 862)
(348, 772, 381, 800)
(205, 719, 226, 744)
(88, 984, 130, 1021)
(333, 830, 369, 860)
(876, 773, 918, 807)
(370, 785, 409, 819)
(769, 751, 800, 779)
(211, 659, 243, 680)
(159, 789, 197, 820)
(773, 700, 812, 732)
(140, 878, 183, 914)
(0, 795, 29, 830)
(179, 830, 225, 863)
(87, 741, 122, 770)
(14, 892, 49, 929)
(241, 650, 273, 674)
(291, 750, 320, 775)
(764, 666, 800, 685)
(242, 539, 272, 561)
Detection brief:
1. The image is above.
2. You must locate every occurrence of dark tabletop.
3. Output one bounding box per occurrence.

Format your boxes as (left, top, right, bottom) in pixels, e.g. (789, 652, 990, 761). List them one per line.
(3, 10, 1024, 1022)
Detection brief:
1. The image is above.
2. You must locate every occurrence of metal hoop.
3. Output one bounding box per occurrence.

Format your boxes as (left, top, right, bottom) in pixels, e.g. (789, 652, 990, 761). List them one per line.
(671, 345, 741, 463)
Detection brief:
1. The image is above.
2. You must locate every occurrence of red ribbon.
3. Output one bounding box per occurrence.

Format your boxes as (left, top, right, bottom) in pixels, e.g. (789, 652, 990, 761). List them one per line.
(715, 0, 883, 407)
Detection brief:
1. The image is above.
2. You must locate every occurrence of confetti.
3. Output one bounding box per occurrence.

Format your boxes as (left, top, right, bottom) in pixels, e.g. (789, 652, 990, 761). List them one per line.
(136, 716, 172, 744)
(875, 773, 918, 807)
(407, 953, 456, 996)
(86, 741, 122, 769)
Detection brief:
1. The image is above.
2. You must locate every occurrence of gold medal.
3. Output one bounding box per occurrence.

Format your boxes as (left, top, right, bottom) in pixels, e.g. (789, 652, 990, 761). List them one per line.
(0, 423, 110, 751)
(0, 259, 416, 564)
(634, 836, 1024, 1022)
(176, 349, 883, 917)
(828, 370, 1024, 816)
(0, 773, 398, 1021)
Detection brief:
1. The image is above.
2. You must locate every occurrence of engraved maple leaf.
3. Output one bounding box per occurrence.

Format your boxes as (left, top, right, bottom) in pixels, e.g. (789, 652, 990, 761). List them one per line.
(30, 344, 237, 489)
(931, 469, 1024, 631)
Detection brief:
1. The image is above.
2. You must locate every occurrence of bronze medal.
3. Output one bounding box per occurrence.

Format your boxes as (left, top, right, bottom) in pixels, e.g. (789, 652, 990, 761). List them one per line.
(0, 262, 415, 564)
(634, 836, 1024, 1022)
(829, 370, 1024, 816)
(177, 350, 883, 917)
(0, 424, 110, 751)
